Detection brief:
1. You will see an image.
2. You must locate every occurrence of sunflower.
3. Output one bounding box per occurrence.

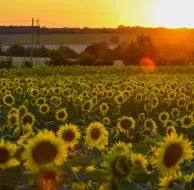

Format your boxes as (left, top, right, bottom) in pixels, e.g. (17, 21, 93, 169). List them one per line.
(22, 123, 34, 136)
(177, 98, 186, 107)
(166, 126, 176, 136)
(15, 87, 23, 94)
(102, 117, 111, 125)
(30, 88, 39, 97)
(138, 113, 146, 121)
(180, 115, 193, 129)
(114, 94, 127, 105)
(7, 107, 19, 115)
(99, 103, 109, 116)
(131, 153, 148, 170)
(17, 133, 33, 146)
(109, 141, 132, 155)
(81, 100, 93, 112)
(57, 124, 80, 148)
(156, 133, 193, 175)
(50, 96, 62, 107)
(2, 94, 14, 107)
(39, 104, 50, 115)
(151, 97, 159, 108)
(113, 153, 133, 178)
(135, 93, 143, 102)
(107, 90, 114, 98)
(18, 105, 28, 116)
(7, 113, 20, 126)
(55, 108, 68, 122)
(158, 112, 170, 123)
(163, 120, 176, 128)
(92, 97, 98, 106)
(144, 119, 157, 133)
(117, 116, 135, 135)
(85, 122, 108, 150)
(21, 130, 68, 172)
(186, 102, 194, 112)
(0, 139, 20, 170)
(158, 172, 193, 190)
(41, 88, 49, 96)
(73, 97, 82, 107)
(36, 97, 46, 107)
(171, 108, 180, 118)
(21, 112, 35, 126)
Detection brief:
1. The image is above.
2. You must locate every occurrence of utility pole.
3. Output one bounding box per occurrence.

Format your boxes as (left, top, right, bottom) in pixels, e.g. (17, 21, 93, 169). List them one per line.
(30, 18, 34, 64)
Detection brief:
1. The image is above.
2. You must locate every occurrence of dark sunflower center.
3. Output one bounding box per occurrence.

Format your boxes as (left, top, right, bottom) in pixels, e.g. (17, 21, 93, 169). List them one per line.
(32, 90, 38, 96)
(5, 96, 13, 104)
(118, 96, 123, 102)
(167, 129, 173, 135)
(0, 148, 9, 163)
(91, 128, 101, 140)
(102, 105, 107, 111)
(173, 110, 178, 116)
(38, 99, 44, 105)
(32, 141, 58, 164)
(84, 102, 91, 111)
(20, 108, 26, 115)
(153, 99, 157, 105)
(137, 95, 141, 100)
(166, 121, 173, 127)
(115, 156, 131, 177)
(63, 129, 75, 141)
(58, 111, 65, 119)
(179, 99, 185, 105)
(23, 115, 33, 125)
(10, 116, 17, 124)
(184, 118, 192, 125)
(170, 94, 174, 98)
(163, 143, 183, 168)
(41, 106, 48, 112)
(120, 119, 132, 129)
(188, 104, 194, 110)
(161, 114, 167, 120)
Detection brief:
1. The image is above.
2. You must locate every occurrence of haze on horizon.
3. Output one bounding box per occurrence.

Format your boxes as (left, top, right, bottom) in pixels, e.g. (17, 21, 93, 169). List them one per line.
(1, 0, 194, 28)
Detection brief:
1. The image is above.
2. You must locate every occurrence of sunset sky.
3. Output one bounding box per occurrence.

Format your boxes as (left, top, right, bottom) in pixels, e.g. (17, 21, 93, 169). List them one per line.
(1, 0, 194, 28)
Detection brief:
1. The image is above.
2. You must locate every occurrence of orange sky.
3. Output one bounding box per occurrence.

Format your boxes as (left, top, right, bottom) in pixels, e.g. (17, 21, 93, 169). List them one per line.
(1, 0, 194, 28)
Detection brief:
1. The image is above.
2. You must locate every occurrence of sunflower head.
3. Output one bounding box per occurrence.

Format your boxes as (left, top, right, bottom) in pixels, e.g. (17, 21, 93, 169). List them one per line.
(0, 139, 19, 170)
(85, 122, 109, 150)
(57, 124, 80, 148)
(156, 133, 193, 175)
(82, 100, 93, 112)
(2, 94, 14, 107)
(180, 115, 194, 129)
(171, 108, 180, 118)
(102, 117, 111, 125)
(7, 113, 20, 126)
(158, 112, 170, 123)
(22, 130, 68, 172)
(55, 108, 68, 121)
(166, 126, 176, 136)
(117, 116, 135, 134)
(18, 105, 28, 116)
(39, 104, 50, 115)
(21, 112, 35, 126)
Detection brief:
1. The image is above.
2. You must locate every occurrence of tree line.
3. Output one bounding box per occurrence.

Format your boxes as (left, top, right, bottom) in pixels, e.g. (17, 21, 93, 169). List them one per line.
(0, 33, 192, 68)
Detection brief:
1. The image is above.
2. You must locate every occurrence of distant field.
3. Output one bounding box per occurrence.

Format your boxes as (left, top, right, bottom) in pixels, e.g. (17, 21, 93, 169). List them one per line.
(1, 32, 194, 46)
(0, 33, 137, 45)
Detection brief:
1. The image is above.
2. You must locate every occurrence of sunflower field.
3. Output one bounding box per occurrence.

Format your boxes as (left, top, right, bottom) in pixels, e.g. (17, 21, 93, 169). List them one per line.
(0, 66, 194, 190)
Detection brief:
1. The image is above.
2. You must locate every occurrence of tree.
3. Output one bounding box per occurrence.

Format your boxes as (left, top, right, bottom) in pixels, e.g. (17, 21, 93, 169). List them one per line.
(110, 36, 120, 45)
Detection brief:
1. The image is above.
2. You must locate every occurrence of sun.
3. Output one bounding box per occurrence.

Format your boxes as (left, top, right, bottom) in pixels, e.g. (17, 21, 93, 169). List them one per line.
(151, 0, 194, 28)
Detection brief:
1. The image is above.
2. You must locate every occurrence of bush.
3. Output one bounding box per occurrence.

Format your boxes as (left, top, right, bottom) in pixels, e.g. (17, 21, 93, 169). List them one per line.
(0, 57, 13, 69)
(78, 53, 96, 66)
(21, 60, 33, 68)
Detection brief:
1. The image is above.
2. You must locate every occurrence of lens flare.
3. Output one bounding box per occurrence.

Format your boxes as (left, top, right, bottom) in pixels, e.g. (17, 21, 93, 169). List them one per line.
(139, 58, 156, 73)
